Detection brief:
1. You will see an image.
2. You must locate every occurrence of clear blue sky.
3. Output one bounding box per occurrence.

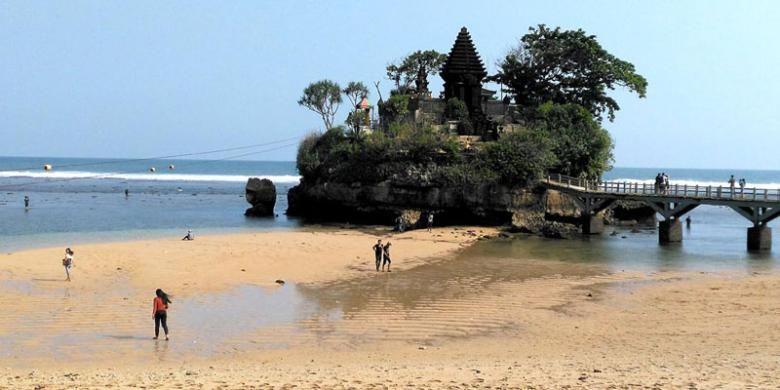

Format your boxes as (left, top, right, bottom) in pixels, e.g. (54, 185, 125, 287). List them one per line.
(1, 1, 778, 169)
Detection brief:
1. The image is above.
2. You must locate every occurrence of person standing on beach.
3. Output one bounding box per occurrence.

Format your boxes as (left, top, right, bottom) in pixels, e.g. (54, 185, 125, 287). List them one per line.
(372, 239, 383, 272)
(427, 212, 434, 232)
(124, 189, 129, 197)
(24, 195, 29, 209)
(62, 248, 74, 281)
(152, 289, 171, 340)
(382, 242, 392, 272)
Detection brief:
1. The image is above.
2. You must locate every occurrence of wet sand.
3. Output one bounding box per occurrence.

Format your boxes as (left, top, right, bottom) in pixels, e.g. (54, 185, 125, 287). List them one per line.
(1, 228, 780, 388)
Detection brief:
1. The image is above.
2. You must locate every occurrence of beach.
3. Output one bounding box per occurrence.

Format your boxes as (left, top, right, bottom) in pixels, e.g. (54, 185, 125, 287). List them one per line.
(0, 227, 778, 388)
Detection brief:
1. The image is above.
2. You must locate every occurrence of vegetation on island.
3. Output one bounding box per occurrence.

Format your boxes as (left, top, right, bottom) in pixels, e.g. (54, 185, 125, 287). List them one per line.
(296, 25, 645, 187)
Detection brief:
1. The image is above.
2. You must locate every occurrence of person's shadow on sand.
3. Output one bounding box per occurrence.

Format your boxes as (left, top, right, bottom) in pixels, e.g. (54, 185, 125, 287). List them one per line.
(102, 334, 152, 341)
(31, 278, 68, 282)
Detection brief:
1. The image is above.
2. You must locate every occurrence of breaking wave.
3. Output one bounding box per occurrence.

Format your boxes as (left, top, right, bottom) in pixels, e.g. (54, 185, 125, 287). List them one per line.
(0, 170, 301, 184)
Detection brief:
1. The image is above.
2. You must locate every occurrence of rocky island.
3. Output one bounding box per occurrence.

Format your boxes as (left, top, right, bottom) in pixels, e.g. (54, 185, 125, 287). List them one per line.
(287, 26, 649, 235)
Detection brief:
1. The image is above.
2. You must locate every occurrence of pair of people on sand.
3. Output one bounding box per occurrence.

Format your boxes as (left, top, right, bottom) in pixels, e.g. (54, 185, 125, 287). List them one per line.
(372, 239, 392, 272)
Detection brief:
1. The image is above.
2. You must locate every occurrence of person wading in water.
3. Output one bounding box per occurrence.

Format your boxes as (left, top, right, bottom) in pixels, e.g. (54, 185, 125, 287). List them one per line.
(152, 289, 172, 340)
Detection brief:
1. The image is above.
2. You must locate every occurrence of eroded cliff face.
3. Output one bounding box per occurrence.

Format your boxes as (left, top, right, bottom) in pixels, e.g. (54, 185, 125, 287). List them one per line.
(286, 183, 655, 235)
(287, 181, 540, 227)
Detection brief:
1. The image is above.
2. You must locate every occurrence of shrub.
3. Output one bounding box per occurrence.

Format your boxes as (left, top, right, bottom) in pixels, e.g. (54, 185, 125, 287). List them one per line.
(296, 132, 321, 182)
(444, 98, 469, 121)
(478, 130, 554, 185)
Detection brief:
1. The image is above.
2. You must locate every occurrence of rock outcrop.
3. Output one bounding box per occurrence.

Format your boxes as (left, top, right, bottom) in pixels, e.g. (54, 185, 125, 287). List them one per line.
(607, 201, 656, 226)
(287, 181, 539, 228)
(245, 178, 276, 217)
(287, 181, 649, 235)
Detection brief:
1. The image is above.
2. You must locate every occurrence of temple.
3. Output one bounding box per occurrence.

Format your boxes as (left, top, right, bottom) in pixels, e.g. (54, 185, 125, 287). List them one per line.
(440, 27, 488, 124)
(379, 27, 521, 141)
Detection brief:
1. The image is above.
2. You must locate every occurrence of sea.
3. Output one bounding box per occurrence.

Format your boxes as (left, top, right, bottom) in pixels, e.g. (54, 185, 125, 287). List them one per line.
(2, 156, 780, 271)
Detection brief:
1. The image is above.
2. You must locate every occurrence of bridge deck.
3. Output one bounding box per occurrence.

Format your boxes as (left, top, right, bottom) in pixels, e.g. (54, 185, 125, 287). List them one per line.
(543, 176, 780, 208)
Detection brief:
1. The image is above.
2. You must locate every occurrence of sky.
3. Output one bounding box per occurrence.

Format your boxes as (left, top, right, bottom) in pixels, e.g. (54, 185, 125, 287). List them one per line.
(1, 0, 779, 169)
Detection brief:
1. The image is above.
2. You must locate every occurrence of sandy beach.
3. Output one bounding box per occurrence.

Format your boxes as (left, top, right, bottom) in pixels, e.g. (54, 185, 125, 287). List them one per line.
(1, 227, 779, 388)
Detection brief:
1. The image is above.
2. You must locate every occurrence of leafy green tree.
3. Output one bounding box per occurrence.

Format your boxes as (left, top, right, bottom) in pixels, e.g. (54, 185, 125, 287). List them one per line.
(492, 25, 647, 121)
(298, 80, 342, 130)
(346, 110, 367, 139)
(479, 130, 554, 185)
(382, 93, 411, 123)
(341, 82, 370, 139)
(528, 102, 614, 178)
(342, 81, 369, 109)
(386, 50, 448, 95)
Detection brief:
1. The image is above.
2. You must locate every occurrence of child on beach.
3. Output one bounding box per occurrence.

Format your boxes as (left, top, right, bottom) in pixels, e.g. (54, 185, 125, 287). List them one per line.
(152, 289, 172, 340)
(382, 242, 392, 272)
(372, 239, 383, 272)
(62, 248, 74, 281)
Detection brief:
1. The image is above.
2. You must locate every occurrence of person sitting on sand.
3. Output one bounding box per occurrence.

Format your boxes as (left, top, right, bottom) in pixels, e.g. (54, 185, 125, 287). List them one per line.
(372, 239, 383, 272)
(152, 288, 172, 340)
(62, 248, 74, 281)
(182, 229, 194, 241)
(382, 242, 392, 272)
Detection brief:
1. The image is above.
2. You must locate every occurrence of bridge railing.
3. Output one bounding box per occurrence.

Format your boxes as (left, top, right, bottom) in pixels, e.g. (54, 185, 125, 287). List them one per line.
(545, 174, 780, 201)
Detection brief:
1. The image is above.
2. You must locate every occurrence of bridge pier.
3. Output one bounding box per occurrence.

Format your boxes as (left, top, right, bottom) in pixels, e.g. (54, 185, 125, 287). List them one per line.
(581, 212, 605, 235)
(747, 226, 772, 251)
(729, 206, 780, 251)
(659, 219, 683, 244)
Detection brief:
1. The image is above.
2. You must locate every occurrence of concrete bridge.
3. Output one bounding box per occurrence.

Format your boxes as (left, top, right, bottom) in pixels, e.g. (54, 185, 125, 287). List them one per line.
(542, 174, 780, 251)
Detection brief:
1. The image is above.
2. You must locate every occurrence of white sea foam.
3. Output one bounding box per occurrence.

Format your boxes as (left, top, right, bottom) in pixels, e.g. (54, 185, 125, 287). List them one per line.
(0, 170, 301, 183)
(608, 178, 780, 190)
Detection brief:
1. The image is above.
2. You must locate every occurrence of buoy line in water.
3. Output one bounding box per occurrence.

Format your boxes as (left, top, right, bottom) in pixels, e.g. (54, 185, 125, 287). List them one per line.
(0, 140, 300, 190)
(0, 135, 304, 174)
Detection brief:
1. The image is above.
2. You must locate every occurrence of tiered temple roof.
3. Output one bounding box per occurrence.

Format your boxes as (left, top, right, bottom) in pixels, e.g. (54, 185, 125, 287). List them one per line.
(440, 27, 487, 80)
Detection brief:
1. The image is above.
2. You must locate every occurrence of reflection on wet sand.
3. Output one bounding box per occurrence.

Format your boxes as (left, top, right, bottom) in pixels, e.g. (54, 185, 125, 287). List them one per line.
(0, 239, 608, 364)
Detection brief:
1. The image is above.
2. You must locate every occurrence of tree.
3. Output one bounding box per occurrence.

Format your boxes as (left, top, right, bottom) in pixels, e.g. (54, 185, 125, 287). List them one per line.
(381, 93, 410, 124)
(298, 80, 342, 130)
(386, 50, 448, 95)
(528, 102, 614, 178)
(479, 130, 555, 185)
(346, 110, 367, 139)
(342, 81, 369, 109)
(342, 81, 370, 139)
(491, 25, 647, 121)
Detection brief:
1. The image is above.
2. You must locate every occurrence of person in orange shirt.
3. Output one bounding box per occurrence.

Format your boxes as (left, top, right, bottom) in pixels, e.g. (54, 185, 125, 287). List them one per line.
(152, 288, 172, 340)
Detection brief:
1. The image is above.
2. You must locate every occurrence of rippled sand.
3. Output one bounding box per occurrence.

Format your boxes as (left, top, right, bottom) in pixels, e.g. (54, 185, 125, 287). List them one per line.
(1, 228, 780, 388)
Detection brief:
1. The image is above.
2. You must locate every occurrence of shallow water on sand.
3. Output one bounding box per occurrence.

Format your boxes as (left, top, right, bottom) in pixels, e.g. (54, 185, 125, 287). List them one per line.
(1, 232, 778, 366)
(0, 240, 603, 365)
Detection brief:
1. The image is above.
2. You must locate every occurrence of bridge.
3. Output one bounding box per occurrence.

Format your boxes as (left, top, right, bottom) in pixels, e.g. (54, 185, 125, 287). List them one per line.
(542, 174, 780, 251)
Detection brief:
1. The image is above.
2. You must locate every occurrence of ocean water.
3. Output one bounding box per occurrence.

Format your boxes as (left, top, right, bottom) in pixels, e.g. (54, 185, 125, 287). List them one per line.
(0, 156, 301, 252)
(1, 158, 780, 270)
